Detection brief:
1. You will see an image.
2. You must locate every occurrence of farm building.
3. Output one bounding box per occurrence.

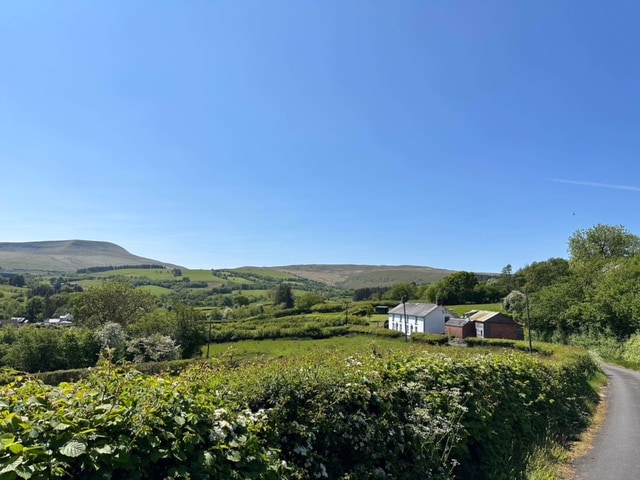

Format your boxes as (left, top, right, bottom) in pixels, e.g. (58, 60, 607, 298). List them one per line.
(388, 301, 456, 336)
(444, 317, 476, 339)
(465, 310, 523, 340)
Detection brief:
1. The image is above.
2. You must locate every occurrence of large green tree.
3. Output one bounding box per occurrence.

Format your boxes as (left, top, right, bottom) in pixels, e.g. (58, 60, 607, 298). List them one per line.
(172, 303, 206, 359)
(568, 224, 640, 263)
(514, 258, 570, 293)
(424, 271, 478, 305)
(73, 281, 154, 328)
(273, 283, 295, 309)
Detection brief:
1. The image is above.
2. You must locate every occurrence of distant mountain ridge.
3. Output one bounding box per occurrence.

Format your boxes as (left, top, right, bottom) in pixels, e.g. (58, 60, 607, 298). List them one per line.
(0, 240, 181, 272)
(0, 240, 492, 288)
(272, 264, 459, 289)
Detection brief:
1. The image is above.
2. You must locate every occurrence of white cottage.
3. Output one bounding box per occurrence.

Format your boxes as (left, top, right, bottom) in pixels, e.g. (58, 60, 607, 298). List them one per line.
(388, 302, 456, 335)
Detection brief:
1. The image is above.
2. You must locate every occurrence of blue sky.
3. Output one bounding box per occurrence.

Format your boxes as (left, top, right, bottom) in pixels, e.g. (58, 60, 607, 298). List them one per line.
(2, 1, 640, 273)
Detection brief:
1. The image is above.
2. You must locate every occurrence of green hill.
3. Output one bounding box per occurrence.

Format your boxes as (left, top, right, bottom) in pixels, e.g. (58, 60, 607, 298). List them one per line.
(0, 240, 180, 273)
(270, 264, 458, 289)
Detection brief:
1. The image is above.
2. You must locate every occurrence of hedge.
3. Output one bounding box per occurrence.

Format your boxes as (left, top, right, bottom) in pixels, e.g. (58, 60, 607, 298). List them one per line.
(0, 346, 599, 479)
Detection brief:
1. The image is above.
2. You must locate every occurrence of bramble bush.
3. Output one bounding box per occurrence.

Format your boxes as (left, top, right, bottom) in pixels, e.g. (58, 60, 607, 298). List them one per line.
(0, 346, 598, 479)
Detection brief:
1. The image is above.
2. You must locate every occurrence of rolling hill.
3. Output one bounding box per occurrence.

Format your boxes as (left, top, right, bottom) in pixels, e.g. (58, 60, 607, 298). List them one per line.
(271, 264, 458, 289)
(0, 240, 483, 288)
(0, 240, 181, 272)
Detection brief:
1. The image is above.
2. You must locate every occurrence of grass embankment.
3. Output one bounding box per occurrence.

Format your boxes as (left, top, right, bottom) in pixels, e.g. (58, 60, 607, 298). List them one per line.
(0, 342, 600, 479)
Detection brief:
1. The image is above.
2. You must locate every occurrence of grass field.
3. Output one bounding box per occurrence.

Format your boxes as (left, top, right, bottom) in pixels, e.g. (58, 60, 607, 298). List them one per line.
(95, 268, 176, 280)
(201, 334, 445, 361)
(447, 303, 502, 316)
(183, 269, 225, 283)
(232, 267, 297, 280)
(0, 284, 25, 295)
(137, 285, 174, 295)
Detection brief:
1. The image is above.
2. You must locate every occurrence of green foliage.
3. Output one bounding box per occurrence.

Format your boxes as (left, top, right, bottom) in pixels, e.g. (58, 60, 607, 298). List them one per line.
(1, 327, 99, 373)
(621, 333, 640, 365)
(171, 304, 206, 359)
(295, 292, 325, 310)
(272, 284, 295, 309)
(503, 290, 527, 321)
(73, 281, 154, 328)
(569, 223, 640, 263)
(385, 283, 418, 301)
(94, 322, 128, 356)
(514, 258, 570, 293)
(410, 333, 450, 345)
(0, 363, 288, 479)
(309, 302, 343, 313)
(566, 330, 624, 361)
(0, 345, 599, 479)
(126, 334, 179, 363)
(424, 272, 479, 305)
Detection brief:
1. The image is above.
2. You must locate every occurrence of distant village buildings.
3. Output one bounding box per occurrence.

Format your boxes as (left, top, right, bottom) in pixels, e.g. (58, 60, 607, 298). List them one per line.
(0, 314, 73, 328)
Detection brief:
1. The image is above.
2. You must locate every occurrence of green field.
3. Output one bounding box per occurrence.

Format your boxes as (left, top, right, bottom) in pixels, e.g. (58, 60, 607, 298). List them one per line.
(0, 284, 25, 295)
(201, 334, 443, 361)
(183, 269, 225, 283)
(232, 267, 297, 280)
(95, 268, 176, 280)
(137, 285, 174, 295)
(447, 303, 502, 316)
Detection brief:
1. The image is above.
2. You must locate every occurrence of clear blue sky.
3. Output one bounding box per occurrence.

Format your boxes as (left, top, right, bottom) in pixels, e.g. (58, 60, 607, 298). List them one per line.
(3, 1, 640, 272)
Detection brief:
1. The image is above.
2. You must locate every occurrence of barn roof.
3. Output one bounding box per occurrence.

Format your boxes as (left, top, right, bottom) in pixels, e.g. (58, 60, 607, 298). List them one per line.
(445, 318, 469, 328)
(467, 310, 514, 323)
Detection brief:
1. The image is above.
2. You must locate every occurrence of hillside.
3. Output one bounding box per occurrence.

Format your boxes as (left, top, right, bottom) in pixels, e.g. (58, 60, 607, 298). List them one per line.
(272, 264, 458, 289)
(0, 240, 483, 288)
(0, 240, 181, 272)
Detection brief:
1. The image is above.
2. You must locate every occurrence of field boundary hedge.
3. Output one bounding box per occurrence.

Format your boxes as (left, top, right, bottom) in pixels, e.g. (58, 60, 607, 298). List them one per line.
(0, 346, 599, 479)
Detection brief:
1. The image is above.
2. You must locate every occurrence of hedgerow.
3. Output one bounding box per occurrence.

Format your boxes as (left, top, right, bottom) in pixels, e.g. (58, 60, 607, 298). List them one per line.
(410, 333, 451, 345)
(0, 346, 598, 479)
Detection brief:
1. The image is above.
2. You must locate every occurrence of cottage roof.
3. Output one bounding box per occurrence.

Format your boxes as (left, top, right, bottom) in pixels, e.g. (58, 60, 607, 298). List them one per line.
(389, 303, 440, 317)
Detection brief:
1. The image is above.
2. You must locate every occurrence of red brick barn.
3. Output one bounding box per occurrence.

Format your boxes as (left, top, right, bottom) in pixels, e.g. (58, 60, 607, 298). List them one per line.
(444, 318, 476, 339)
(467, 310, 523, 340)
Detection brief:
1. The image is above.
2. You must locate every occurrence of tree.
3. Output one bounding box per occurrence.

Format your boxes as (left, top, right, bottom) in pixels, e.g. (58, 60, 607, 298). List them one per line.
(172, 303, 206, 359)
(528, 278, 584, 342)
(73, 281, 154, 328)
(273, 284, 294, 309)
(296, 292, 325, 310)
(499, 264, 514, 293)
(94, 322, 128, 359)
(426, 272, 478, 305)
(233, 293, 250, 307)
(9, 275, 25, 287)
(503, 290, 527, 322)
(126, 334, 179, 363)
(24, 296, 45, 321)
(385, 283, 418, 302)
(568, 224, 640, 263)
(514, 258, 570, 293)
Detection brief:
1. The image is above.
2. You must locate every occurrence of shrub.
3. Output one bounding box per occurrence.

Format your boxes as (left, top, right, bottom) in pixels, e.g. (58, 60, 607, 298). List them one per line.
(411, 333, 450, 345)
(0, 347, 599, 479)
(126, 334, 179, 363)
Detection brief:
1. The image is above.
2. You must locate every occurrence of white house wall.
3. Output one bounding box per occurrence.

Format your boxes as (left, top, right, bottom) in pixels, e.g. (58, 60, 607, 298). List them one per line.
(388, 307, 454, 335)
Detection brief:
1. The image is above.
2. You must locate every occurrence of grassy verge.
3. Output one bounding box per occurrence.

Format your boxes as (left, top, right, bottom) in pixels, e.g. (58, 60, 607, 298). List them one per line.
(525, 368, 608, 480)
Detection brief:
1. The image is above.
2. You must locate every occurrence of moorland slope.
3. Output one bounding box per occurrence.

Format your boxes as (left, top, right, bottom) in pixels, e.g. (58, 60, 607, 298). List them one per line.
(0, 240, 180, 272)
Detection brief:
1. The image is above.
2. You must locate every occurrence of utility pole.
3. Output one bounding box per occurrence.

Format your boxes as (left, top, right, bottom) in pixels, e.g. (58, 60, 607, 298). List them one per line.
(525, 289, 532, 353)
(206, 318, 213, 359)
(401, 295, 408, 342)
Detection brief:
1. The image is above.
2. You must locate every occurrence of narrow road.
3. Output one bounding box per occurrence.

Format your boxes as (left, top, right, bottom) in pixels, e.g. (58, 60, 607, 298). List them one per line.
(573, 364, 640, 480)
